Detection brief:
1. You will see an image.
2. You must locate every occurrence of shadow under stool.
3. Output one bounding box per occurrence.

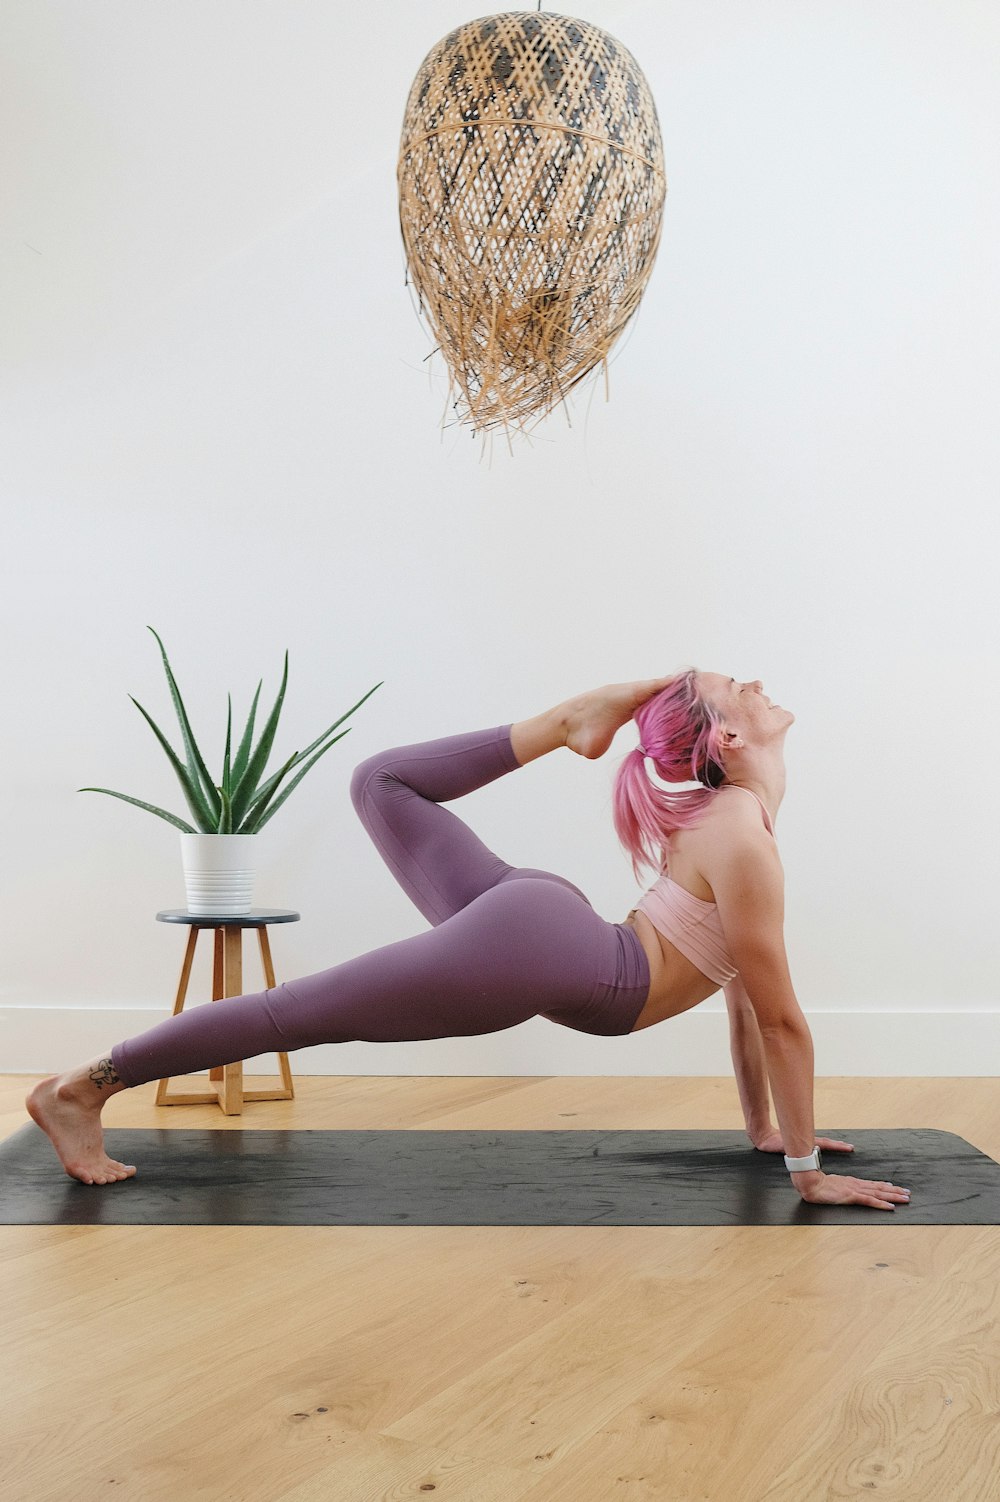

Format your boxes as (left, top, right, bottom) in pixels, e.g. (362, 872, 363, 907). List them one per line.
(153, 908, 300, 1116)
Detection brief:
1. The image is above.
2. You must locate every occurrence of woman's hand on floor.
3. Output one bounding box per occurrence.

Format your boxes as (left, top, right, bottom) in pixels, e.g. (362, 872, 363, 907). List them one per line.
(749, 1125, 855, 1155)
(795, 1172, 911, 1210)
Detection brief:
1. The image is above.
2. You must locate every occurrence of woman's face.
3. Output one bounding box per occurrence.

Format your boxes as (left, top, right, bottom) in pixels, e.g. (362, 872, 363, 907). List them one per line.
(697, 673, 795, 739)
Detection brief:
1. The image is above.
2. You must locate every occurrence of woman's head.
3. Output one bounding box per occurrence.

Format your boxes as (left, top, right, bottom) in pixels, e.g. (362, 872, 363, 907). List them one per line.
(696, 673, 794, 746)
(611, 668, 792, 881)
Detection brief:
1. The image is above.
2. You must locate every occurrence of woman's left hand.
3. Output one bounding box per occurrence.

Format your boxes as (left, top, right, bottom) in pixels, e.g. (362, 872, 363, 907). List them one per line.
(750, 1126, 855, 1155)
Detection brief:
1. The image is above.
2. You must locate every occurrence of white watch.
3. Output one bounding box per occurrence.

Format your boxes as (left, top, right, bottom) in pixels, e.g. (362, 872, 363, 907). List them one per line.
(784, 1147, 823, 1173)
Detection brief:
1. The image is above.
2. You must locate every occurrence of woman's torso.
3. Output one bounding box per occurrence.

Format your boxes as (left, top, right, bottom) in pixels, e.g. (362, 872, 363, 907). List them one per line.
(624, 786, 776, 1031)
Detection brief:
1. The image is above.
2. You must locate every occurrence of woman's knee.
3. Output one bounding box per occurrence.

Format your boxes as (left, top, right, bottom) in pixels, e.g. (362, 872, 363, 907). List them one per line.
(349, 753, 393, 817)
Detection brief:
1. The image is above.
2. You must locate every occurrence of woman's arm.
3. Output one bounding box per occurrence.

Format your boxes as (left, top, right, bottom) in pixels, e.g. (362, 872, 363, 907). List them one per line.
(703, 820, 820, 1174)
(706, 812, 912, 1211)
(723, 976, 773, 1144)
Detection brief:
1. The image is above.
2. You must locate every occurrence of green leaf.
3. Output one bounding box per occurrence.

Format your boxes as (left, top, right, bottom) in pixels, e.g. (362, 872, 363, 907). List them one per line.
(217, 783, 233, 834)
(241, 728, 352, 832)
(78, 788, 198, 833)
(222, 695, 232, 799)
(231, 679, 261, 788)
(128, 696, 217, 830)
(229, 651, 289, 827)
(236, 749, 301, 833)
(235, 761, 286, 821)
(146, 626, 222, 826)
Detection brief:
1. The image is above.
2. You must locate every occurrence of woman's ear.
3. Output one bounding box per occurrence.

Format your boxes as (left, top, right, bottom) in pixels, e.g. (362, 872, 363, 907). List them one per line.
(719, 729, 745, 751)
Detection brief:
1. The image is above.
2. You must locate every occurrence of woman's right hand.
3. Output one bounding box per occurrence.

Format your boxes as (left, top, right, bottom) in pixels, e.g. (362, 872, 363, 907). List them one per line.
(795, 1171, 911, 1210)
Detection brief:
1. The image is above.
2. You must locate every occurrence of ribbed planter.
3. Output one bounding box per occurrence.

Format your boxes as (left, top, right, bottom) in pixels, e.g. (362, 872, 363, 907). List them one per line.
(179, 832, 259, 917)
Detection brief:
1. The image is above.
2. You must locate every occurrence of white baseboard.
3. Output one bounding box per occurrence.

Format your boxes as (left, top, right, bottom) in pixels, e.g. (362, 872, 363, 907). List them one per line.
(2, 1006, 997, 1077)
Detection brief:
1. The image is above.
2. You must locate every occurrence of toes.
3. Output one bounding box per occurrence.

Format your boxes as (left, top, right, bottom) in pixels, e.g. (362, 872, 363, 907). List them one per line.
(69, 1163, 136, 1186)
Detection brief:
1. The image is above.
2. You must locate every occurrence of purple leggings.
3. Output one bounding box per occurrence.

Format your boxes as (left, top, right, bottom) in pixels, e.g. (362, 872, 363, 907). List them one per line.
(111, 726, 651, 1088)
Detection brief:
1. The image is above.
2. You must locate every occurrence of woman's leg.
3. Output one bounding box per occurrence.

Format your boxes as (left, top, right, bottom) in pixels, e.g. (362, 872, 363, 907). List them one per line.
(349, 725, 527, 926)
(27, 681, 669, 1185)
(28, 878, 649, 1184)
(349, 678, 671, 924)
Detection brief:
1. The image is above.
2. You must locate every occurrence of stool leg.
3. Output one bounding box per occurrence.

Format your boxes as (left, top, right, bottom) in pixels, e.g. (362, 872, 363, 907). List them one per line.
(228, 927, 296, 1105)
(217, 925, 244, 1116)
(208, 928, 225, 1084)
(154, 927, 201, 1106)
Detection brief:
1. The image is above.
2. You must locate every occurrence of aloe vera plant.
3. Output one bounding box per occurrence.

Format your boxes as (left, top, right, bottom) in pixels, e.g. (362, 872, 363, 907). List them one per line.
(79, 627, 382, 834)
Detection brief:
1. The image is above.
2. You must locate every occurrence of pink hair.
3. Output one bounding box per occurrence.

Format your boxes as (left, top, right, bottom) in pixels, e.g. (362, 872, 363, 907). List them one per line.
(611, 668, 728, 883)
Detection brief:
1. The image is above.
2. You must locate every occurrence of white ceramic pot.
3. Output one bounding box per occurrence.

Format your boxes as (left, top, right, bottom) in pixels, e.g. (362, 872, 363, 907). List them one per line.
(179, 833, 259, 916)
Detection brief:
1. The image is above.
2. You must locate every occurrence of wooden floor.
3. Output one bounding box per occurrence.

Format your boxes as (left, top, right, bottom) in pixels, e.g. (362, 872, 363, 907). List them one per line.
(3, 1073, 998, 1501)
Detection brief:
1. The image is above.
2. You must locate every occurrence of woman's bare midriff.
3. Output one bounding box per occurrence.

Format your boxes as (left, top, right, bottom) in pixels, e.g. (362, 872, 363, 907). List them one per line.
(623, 909, 720, 1031)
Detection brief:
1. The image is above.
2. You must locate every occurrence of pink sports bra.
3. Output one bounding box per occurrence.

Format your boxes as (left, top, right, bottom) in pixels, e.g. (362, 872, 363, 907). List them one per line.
(633, 787, 775, 986)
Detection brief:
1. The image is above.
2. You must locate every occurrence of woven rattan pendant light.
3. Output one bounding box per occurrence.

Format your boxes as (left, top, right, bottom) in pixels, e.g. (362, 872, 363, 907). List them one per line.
(398, 10, 666, 433)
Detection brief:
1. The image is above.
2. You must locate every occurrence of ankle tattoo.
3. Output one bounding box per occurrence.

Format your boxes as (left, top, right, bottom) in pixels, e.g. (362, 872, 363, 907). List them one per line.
(89, 1058, 121, 1090)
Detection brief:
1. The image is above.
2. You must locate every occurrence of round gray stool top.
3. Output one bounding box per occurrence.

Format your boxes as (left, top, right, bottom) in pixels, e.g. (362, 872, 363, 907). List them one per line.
(156, 909, 301, 927)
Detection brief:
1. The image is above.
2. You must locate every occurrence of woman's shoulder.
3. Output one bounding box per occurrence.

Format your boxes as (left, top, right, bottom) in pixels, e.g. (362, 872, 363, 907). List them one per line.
(691, 786, 777, 854)
(703, 784, 764, 824)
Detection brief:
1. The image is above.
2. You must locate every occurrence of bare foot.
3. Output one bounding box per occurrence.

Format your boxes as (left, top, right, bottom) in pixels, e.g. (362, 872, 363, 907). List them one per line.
(26, 1075, 136, 1186)
(565, 677, 673, 760)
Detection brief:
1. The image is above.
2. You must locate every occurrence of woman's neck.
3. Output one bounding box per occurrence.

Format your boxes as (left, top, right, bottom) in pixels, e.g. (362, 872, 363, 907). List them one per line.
(722, 755, 786, 822)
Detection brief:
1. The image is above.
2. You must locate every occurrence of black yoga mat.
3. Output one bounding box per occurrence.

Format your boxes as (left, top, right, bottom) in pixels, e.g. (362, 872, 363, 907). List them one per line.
(1, 1125, 996, 1226)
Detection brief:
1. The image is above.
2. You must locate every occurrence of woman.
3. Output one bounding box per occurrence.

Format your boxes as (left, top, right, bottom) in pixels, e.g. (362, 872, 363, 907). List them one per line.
(27, 673, 911, 1212)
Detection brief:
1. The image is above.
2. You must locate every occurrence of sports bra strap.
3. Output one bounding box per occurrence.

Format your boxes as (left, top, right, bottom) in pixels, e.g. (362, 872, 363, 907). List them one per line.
(728, 784, 774, 836)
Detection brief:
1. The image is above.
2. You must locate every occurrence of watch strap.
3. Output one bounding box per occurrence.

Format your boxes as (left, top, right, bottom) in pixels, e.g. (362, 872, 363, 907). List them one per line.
(784, 1147, 822, 1173)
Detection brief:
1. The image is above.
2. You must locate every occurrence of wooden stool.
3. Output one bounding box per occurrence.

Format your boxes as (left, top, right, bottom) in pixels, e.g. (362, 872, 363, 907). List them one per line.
(153, 908, 300, 1116)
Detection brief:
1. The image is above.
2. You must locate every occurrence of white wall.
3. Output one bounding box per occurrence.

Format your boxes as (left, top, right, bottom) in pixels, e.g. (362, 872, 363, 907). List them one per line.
(2, 1, 998, 1076)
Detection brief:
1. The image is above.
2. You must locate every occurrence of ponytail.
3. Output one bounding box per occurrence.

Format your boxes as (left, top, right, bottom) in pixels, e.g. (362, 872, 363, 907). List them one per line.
(611, 669, 727, 884)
